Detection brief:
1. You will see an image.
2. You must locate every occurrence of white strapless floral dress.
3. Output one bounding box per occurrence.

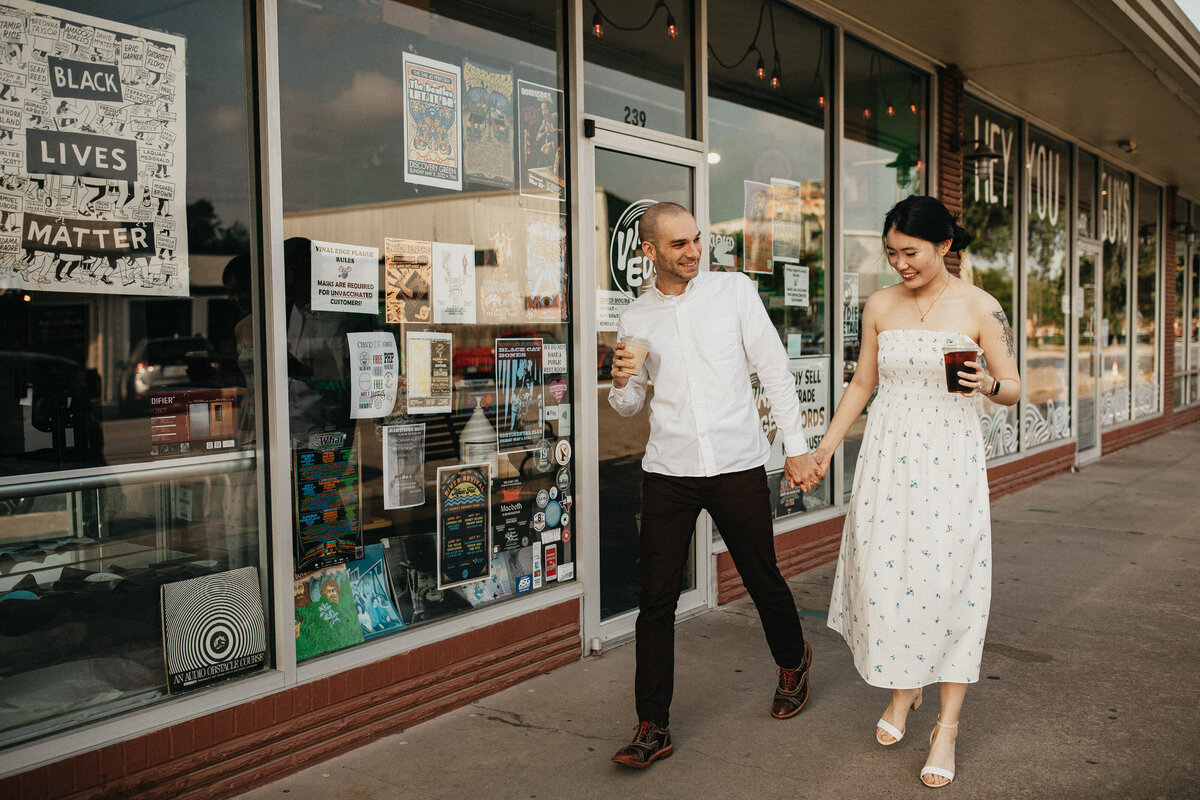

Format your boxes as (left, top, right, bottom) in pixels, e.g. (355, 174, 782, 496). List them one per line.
(827, 329, 991, 688)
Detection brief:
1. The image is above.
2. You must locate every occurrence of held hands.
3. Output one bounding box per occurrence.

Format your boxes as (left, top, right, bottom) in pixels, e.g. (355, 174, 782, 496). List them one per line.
(784, 451, 828, 492)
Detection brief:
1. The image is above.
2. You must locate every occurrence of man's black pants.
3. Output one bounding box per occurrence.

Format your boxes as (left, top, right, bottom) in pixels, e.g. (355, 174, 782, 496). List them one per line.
(635, 466, 806, 726)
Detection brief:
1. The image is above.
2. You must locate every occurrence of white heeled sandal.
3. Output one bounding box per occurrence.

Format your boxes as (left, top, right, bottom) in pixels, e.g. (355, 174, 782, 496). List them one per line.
(920, 716, 958, 788)
(875, 687, 923, 745)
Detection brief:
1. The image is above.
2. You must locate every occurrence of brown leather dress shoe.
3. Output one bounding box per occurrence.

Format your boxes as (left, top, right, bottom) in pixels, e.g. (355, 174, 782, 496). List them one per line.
(611, 720, 673, 768)
(770, 640, 812, 719)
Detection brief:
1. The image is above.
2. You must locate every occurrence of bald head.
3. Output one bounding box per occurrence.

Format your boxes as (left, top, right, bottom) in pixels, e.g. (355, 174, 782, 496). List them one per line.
(639, 202, 692, 249)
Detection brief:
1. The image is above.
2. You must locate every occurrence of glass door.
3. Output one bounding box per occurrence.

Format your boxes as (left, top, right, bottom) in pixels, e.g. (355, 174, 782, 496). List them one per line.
(1076, 242, 1102, 463)
(579, 122, 707, 649)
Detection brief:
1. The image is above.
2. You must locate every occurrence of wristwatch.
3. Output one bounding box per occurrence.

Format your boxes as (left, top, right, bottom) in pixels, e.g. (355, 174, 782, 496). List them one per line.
(988, 377, 1002, 397)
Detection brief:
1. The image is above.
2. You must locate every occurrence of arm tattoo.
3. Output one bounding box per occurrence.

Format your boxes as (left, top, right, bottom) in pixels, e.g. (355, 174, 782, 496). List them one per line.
(992, 310, 1014, 357)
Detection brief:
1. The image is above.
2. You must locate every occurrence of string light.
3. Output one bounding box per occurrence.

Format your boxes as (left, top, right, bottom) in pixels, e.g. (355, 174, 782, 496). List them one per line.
(590, 1, 678, 41)
(706, 0, 781, 90)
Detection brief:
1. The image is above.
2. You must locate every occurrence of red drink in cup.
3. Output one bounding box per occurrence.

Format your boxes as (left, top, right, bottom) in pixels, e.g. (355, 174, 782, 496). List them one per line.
(942, 344, 982, 394)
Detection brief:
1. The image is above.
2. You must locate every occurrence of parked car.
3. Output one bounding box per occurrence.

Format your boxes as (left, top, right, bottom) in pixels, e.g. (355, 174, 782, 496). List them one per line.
(0, 351, 104, 478)
(118, 336, 219, 414)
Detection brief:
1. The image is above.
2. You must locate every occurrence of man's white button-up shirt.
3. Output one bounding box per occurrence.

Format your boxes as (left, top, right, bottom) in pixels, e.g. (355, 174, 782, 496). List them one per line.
(608, 270, 810, 477)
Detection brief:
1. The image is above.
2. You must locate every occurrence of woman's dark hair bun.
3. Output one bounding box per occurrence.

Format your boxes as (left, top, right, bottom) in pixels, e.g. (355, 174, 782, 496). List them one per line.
(951, 225, 973, 252)
(883, 195, 972, 252)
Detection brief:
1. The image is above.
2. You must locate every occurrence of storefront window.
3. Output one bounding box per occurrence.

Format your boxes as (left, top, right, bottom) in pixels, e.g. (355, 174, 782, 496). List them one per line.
(1190, 202, 1200, 402)
(584, 0, 693, 138)
(1077, 151, 1097, 239)
(1172, 196, 1188, 408)
(961, 96, 1018, 457)
(0, 0, 264, 745)
(1023, 128, 1070, 448)
(840, 37, 927, 498)
(707, 0, 831, 517)
(1133, 180, 1160, 417)
(278, 0, 574, 663)
(1100, 164, 1132, 426)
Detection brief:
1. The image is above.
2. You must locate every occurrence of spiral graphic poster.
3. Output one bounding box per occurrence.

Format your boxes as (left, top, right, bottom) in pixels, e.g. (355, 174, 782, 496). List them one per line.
(161, 566, 267, 694)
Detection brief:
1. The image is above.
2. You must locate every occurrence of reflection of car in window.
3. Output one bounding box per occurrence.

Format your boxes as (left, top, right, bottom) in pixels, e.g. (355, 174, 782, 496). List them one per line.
(0, 351, 104, 479)
(118, 335, 219, 414)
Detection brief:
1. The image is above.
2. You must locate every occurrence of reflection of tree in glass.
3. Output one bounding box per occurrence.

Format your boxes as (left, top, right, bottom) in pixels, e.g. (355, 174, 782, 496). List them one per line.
(188, 199, 251, 253)
(1027, 213, 1068, 337)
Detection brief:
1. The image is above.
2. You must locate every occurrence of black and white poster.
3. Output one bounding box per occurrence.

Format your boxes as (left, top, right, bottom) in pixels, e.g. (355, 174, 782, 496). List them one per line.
(161, 566, 266, 694)
(495, 337, 544, 452)
(0, 1, 190, 296)
(383, 422, 425, 509)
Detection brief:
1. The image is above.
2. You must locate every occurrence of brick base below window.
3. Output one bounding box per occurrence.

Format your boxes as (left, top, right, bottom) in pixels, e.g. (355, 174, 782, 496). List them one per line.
(3, 601, 580, 800)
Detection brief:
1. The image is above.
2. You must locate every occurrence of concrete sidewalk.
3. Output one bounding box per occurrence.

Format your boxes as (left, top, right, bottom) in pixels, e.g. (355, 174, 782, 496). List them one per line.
(238, 421, 1200, 800)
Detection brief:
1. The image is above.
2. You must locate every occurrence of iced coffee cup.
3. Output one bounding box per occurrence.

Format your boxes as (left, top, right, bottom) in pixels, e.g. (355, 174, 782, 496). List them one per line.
(942, 343, 982, 394)
(621, 336, 651, 376)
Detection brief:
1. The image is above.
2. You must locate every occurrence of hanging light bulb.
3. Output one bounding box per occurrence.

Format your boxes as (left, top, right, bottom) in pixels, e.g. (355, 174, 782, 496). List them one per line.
(770, 56, 780, 89)
(909, 102, 917, 115)
(756, 54, 765, 80)
(863, 107, 871, 119)
(666, 10, 677, 38)
(887, 103, 895, 116)
(818, 94, 825, 109)
(592, 10, 602, 38)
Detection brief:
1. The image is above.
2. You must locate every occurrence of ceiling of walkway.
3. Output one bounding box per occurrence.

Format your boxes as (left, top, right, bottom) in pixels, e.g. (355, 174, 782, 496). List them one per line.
(832, 0, 1200, 202)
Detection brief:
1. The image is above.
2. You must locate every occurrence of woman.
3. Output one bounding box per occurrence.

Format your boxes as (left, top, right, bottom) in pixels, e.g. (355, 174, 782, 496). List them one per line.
(812, 195, 1020, 788)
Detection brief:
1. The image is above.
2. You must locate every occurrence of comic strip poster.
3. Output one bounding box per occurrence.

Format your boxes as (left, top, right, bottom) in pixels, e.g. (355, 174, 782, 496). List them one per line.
(293, 564, 363, 660)
(517, 80, 563, 201)
(495, 337, 544, 452)
(345, 543, 406, 640)
(347, 332, 397, 419)
(771, 178, 803, 263)
(383, 422, 425, 510)
(293, 431, 362, 574)
(403, 52, 461, 191)
(743, 180, 773, 274)
(405, 330, 452, 414)
(384, 237, 431, 323)
(432, 240, 476, 324)
(436, 464, 492, 589)
(462, 59, 513, 188)
(0, 1, 189, 296)
(525, 210, 566, 322)
(311, 239, 378, 314)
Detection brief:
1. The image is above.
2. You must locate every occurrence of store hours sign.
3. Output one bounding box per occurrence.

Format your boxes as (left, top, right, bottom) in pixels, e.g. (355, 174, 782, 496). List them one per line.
(0, 1, 189, 297)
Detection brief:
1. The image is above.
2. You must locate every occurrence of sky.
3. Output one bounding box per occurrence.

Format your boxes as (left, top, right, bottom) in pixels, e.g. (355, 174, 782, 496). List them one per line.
(1177, 0, 1200, 30)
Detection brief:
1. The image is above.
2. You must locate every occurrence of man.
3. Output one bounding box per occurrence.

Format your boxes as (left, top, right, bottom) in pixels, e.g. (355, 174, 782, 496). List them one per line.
(608, 202, 823, 769)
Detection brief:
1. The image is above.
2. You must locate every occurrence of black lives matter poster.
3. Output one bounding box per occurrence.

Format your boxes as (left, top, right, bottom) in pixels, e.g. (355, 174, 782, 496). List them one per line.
(0, 1, 190, 296)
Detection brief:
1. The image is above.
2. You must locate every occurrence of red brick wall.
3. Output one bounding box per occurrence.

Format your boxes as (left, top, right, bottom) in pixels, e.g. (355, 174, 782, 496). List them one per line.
(1, 602, 581, 800)
(937, 64, 966, 276)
